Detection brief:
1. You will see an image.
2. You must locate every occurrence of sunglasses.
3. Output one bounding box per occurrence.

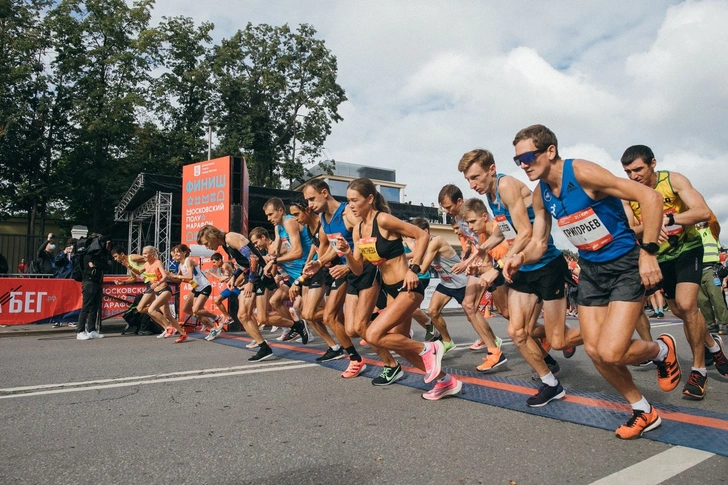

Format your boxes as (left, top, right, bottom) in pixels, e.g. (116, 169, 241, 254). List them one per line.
(513, 149, 546, 167)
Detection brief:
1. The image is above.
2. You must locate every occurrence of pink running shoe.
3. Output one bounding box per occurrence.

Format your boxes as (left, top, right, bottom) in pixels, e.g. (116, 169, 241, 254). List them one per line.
(422, 377, 462, 401)
(341, 359, 367, 378)
(422, 340, 445, 384)
(468, 339, 487, 351)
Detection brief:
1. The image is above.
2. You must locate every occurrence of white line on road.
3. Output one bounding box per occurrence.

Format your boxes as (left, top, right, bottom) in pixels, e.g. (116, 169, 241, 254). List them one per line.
(0, 362, 317, 399)
(589, 446, 713, 485)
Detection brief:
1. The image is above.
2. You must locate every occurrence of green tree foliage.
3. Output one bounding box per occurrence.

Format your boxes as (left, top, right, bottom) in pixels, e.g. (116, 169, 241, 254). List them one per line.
(0, 2, 346, 235)
(209, 23, 346, 187)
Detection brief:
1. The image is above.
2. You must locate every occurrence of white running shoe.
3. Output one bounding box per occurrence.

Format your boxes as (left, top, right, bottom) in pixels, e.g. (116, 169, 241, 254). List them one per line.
(270, 326, 279, 333)
(88, 331, 104, 339)
(76, 331, 90, 341)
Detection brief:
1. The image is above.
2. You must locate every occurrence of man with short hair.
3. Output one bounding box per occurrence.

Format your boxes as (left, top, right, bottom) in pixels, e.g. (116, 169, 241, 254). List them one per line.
(505, 124, 678, 439)
(622, 145, 728, 399)
(438, 184, 505, 371)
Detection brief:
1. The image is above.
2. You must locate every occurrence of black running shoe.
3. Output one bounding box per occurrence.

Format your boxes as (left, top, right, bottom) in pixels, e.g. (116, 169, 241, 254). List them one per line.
(248, 345, 274, 362)
(424, 324, 436, 342)
(707, 323, 720, 334)
(316, 347, 346, 363)
(282, 330, 299, 342)
(526, 382, 566, 407)
(710, 334, 728, 376)
(293, 320, 309, 344)
(371, 364, 404, 386)
(682, 370, 707, 400)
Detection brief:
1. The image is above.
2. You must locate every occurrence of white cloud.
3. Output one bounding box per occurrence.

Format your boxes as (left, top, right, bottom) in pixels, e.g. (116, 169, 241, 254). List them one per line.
(149, 0, 728, 245)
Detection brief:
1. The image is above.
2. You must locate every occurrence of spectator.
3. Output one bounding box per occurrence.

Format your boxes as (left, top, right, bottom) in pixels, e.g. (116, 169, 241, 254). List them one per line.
(54, 238, 77, 279)
(30, 233, 56, 274)
(76, 234, 111, 340)
(0, 251, 8, 275)
(17, 258, 28, 274)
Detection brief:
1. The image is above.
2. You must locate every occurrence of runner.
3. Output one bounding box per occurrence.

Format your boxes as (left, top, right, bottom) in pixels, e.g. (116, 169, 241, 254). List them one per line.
(459, 148, 581, 406)
(142, 246, 188, 343)
(206, 253, 238, 328)
(336, 178, 462, 400)
(621, 145, 728, 399)
(504, 124, 679, 439)
(408, 217, 466, 354)
(438, 184, 504, 365)
(287, 199, 347, 361)
(111, 247, 155, 334)
(168, 244, 219, 340)
(197, 224, 308, 361)
(302, 180, 389, 382)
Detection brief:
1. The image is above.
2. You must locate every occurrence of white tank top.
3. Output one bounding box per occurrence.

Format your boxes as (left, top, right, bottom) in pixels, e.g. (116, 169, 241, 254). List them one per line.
(180, 257, 211, 291)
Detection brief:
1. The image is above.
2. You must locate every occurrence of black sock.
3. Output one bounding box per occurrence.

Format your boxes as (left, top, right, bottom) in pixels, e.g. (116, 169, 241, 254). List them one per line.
(544, 354, 557, 366)
(260, 341, 270, 350)
(345, 346, 361, 361)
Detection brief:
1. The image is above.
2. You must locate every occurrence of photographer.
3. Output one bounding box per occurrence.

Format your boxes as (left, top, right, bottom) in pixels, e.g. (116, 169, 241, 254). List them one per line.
(31, 233, 56, 275)
(76, 234, 111, 341)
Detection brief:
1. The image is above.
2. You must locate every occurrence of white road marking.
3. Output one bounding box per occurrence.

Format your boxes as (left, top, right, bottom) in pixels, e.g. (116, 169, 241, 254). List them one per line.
(0, 362, 317, 399)
(589, 446, 714, 485)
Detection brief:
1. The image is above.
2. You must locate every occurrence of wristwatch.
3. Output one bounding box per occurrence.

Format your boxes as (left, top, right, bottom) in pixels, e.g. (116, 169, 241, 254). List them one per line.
(666, 213, 675, 226)
(640, 242, 660, 255)
(408, 263, 421, 274)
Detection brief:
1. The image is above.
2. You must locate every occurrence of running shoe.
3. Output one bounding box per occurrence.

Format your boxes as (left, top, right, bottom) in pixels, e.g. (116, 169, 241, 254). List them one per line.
(76, 331, 90, 341)
(443, 340, 456, 354)
(163, 327, 177, 339)
(421, 377, 462, 401)
(682, 370, 707, 400)
(371, 364, 404, 386)
(710, 334, 728, 376)
(477, 348, 507, 373)
(359, 338, 368, 347)
(52, 322, 64, 328)
(424, 324, 436, 342)
(156, 331, 166, 339)
(421, 340, 445, 384)
(207, 326, 221, 341)
(174, 333, 188, 343)
(655, 333, 681, 392)
(224, 317, 235, 326)
(281, 330, 299, 342)
(276, 328, 291, 341)
(614, 406, 662, 440)
(632, 360, 653, 368)
(68, 322, 77, 328)
(316, 347, 346, 363)
(428, 330, 442, 342)
(293, 320, 309, 344)
(88, 331, 104, 339)
(269, 326, 279, 333)
(562, 346, 576, 359)
(526, 382, 566, 407)
(539, 337, 552, 353)
(468, 339, 487, 351)
(531, 361, 561, 382)
(341, 359, 367, 378)
(720, 324, 728, 336)
(707, 323, 720, 334)
(248, 345, 273, 362)
(245, 340, 260, 349)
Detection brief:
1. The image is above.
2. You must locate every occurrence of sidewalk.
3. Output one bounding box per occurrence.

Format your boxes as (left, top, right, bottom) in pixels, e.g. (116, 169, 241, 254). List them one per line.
(0, 318, 128, 338)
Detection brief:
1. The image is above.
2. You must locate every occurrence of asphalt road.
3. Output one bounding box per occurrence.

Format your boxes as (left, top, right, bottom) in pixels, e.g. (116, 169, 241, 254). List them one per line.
(1, 314, 727, 484)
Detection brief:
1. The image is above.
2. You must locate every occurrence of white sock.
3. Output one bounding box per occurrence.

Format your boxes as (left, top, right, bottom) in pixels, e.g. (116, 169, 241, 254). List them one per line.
(331, 345, 341, 351)
(708, 342, 720, 354)
(419, 343, 430, 356)
(630, 396, 651, 413)
(540, 372, 558, 387)
(692, 367, 707, 376)
(654, 340, 668, 362)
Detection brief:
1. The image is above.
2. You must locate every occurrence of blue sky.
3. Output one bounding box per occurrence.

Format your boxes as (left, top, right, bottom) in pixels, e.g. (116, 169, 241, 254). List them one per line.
(152, 0, 728, 247)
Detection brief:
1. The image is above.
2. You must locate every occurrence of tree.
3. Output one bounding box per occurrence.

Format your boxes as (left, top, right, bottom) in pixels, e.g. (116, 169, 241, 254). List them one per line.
(0, 0, 54, 235)
(45, 0, 155, 233)
(209, 23, 346, 187)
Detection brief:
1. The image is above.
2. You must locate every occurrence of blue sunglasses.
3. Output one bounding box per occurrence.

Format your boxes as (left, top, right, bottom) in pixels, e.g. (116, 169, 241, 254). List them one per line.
(513, 149, 545, 167)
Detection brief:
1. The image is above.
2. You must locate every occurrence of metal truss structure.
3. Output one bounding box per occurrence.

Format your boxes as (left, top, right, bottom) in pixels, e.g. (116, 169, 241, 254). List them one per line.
(114, 174, 173, 268)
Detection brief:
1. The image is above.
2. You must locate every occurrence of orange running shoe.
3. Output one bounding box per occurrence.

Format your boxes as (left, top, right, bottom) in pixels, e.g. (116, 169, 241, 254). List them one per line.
(655, 333, 681, 392)
(539, 337, 552, 353)
(359, 339, 368, 347)
(476, 348, 507, 372)
(615, 406, 661, 439)
(341, 359, 367, 378)
(174, 333, 188, 343)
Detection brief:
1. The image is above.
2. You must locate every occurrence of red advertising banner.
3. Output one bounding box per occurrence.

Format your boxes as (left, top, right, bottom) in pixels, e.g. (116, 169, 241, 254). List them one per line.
(182, 156, 232, 245)
(0, 278, 82, 325)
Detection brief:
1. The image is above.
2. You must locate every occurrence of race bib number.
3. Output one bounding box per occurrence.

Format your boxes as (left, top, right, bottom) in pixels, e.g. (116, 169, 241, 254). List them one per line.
(359, 237, 386, 266)
(558, 207, 614, 251)
(326, 232, 345, 256)
(280, 237, 292, 253)
(494, 215, 517, 245)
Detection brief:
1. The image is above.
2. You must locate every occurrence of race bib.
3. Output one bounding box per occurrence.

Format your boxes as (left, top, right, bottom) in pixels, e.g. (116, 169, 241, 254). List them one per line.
(326, 232, 345, 256)
(359, 237, 386, 265)
(494, 215, 517, 245)
(558, 207, 614, 251)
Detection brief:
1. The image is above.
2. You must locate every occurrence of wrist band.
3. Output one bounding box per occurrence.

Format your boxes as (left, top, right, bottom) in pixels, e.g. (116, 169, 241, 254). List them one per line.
(518, 252, 526, 265)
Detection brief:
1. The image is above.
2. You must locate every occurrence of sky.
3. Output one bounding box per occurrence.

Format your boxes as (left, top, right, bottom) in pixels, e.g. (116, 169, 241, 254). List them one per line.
(152, 0, 728, 248)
